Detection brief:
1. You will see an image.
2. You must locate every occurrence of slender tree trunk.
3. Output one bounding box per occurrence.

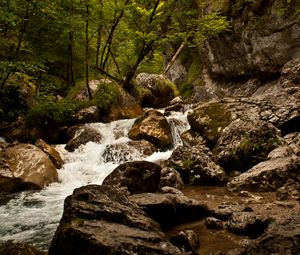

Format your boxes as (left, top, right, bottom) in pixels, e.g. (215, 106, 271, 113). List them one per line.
(95, 25, 102, 68)
(164, 42, 185, 75)
(85, 1, 92, 99)
(67, 31, 75, 87)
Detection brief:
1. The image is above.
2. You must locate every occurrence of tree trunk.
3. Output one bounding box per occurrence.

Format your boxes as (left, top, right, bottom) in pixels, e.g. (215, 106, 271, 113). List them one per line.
(85, 1, 92, 100)
(164, 42, 185, 75)
(95, 25, 102, 68)
(67, 31, 75, 87)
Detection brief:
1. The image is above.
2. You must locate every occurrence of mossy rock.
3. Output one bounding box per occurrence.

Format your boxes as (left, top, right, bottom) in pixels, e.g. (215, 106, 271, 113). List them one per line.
(188, 102, 232, 149)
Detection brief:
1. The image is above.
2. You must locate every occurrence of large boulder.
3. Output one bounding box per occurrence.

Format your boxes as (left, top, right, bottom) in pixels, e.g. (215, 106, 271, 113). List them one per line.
(0, 143, 58, 192)
(35, 139, 64, 169)
(0, 241, 45, 255)
(129, 192, 210, 229)
(65, 124, 102, 152)
(167, 145, 228, 185)
(135, 73, 178, 108)
(159, 167, 184, 190)
(187, 101, 233, 148)
(234, 215, 300, 255)
(49, 185, 182, 255)
(200, 0, 300, 79)
(75, 106, 100, 123)
(103, 140, 157, 164)
(128, 110, 173, 149)
(213, 118, 281, 172)
(226, 212, 270, 238)
(228, 136, 300, 192)
(102, 161, 162, 194)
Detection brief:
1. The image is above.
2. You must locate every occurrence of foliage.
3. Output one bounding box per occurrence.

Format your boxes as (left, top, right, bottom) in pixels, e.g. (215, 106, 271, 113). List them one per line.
(92, 82, 121, 113)
(26, 99, 80, 128)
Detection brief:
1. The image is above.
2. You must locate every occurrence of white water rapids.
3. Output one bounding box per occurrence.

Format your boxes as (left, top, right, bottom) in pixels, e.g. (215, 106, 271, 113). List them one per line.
(0, 110, 190, 251)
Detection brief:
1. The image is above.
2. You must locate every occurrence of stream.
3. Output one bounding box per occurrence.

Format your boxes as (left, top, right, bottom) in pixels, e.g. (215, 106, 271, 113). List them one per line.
(0, 110, 190, 251)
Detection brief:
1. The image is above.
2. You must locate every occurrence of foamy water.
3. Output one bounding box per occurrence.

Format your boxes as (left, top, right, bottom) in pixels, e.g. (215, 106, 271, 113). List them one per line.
(0, 110, 190, 250)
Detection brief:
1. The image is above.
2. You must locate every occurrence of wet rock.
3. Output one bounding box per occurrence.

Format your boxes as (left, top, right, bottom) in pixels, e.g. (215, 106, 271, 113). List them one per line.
(102, 161, 161, 194)
(205, 217, 224, 230)
(128, 110, 173, 149)
(160, 186, 184, 196)
(35, 139, 64, 169)
(281, 58, 300, 85)
(228, 155, 300, 192)
(129, 193, 210, 229)
(234, 215, 300, 255)
(214, 118, 281, 172)
(164, 103, 185, 113)
(188, 101, 232, 148)
(0, 143, 58, 192)
(103, 140, 157, 164)
(76, 106, 99, 123)
(213, 202, 252, 221)
(170, 96, 184, 105)
(65, 124, 102, 152)
(226, 212, 270, 238)
(167, 145, 228, 185)
(135, 73, 177, 108)
(105, 86, 143, 122)
(180, 129, 205, 148)
(49, 185, 181, 255)
(170, 230, 200, 255)
(277, 179, 300, 201)
(159, 167, 184, 190)
(0, 241, 46, 255)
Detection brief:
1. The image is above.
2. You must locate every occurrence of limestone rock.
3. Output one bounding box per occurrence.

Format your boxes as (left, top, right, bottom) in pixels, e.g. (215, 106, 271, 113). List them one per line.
(49, 185, 181, 255)
(135, 73, 177, 107)
(234, 215, 300, 255)
(159, 167, 184, 190)
(228, 157, 299, 192)
(76, 106, 99, 123)
(35, 139, 64, 169)
(167, 145, 228, 185)
(213, 202, 252, 221)
(188, 101, 233, 148)
(180, 129, 205, 148)
(0, 143, 58, 192)
(128, 110, 173, 149)
(226, 212, 270, 238)
(205, 217, 224, 230)
(213, 118, 281, 172)
(170, 230, 200, 255)
(0, 241, 46, 255)
(65, 125, 102, 152)
(103, 140, 157, 164)
(102, 161, 161, 194)
(129, 192, 210, 229)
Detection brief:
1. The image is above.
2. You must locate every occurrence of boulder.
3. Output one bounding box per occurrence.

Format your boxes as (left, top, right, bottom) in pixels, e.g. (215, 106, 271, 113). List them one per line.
(170, 230, 200, 255)
(129, 192, 210, 229)
(35, 139, 64, 169)
(226, 212, 270, 238)
(234, 215, 300, 255)
(75, 106, 99, 123)
(187, 101, 233, 148)
(49, 185, 181, 255)
(0, 241, 46, 255)
(0, 143, 58, 192)
(135, 73, 177, 107)
(103, 140, 157, 164)
(212, 202, 252, 221)
(128, 110, 173, 149)
(204, 217, 224, 230)
(228, 138, 300, 192)
(180, 129, 205, 148)
(159, 167, 184, 190)
(213, 118, 281, 172)
(167, 145, 228, 185)
(65, 125, 102, 152)
(281, 58, 300, 85)
(102, 161, 162, 194)
(276, 179, 300, 201)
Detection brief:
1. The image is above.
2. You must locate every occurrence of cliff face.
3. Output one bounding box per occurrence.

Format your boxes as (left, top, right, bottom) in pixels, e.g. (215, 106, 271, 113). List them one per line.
(201, 0, 300, 79)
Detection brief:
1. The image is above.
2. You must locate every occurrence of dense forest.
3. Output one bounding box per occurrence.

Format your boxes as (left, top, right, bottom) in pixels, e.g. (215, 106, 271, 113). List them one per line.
(0, 0, 229, 127)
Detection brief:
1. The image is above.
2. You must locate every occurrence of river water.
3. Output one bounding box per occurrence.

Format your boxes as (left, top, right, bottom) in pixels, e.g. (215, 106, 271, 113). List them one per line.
(0, 110, 190, 251)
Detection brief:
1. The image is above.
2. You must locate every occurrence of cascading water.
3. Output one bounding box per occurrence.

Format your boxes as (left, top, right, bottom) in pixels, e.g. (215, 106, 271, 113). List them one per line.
(0, 110, 190, 251)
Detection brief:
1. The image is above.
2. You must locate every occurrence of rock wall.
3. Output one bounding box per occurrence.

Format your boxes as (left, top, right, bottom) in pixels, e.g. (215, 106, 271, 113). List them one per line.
(201, 0, 300, 79)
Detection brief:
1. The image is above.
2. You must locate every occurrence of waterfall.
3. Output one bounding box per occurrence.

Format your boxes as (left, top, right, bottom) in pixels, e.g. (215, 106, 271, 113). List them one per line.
(0, 110, 190, 251)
